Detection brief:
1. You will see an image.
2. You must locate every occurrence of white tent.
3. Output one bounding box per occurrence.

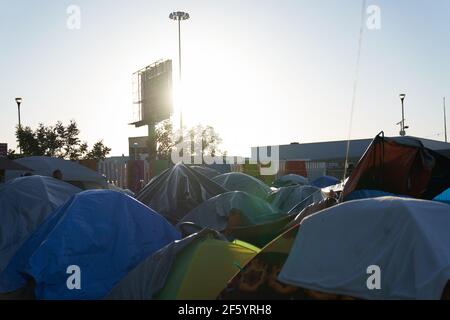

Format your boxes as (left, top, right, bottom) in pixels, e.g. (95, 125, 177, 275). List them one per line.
(278, 197, 450, 300)
(7, 156, 107, 189)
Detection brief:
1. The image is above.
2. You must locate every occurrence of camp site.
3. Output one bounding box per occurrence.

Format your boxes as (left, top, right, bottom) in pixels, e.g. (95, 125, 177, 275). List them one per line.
(1, 0, 450, 308)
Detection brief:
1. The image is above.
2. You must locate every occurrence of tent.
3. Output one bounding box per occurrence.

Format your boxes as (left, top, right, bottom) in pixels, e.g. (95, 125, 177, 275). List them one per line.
(107, 230, 259, 300)
(190, 166, 221, 179)
(0, 176, 81, 274)
(218, 225, 303, 300)
(136, 163, 226, 224)
(268, 185, 324, 213)
(178, 191, 301, 247)
(179, 191, 282, 232)
(0, 159, 32, 171)
(8, 156, 108, 190)
(311, 176, 340, 189)
(434, 188, 450, 205)
(344, 189, 401, 201)
(212, 172, 271, 200)
(278, 197, 450, 300)
(273, 174, 309, 188)
(0, 190, 180, 300)
(218, 197, 337, 300)
(343, 133, 450, 200)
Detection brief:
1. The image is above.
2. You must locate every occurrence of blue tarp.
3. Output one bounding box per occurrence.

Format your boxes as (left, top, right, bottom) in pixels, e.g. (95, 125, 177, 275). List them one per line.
(279, 197, 450, 300)
(311, 175, 340, 189)
(0, 190, 180, 300)
(0, 176, 81, 274)
(434, 188, 450, 205)
(344, 189, 398, 201)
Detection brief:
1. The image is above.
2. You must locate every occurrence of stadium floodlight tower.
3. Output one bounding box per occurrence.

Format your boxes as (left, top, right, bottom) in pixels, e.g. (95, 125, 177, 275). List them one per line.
(169, 11, 190, 131)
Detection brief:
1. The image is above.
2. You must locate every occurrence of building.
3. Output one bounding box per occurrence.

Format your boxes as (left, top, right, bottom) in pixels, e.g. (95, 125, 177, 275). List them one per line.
(128, 136, 149, 161)
(253, 136, 450, 179)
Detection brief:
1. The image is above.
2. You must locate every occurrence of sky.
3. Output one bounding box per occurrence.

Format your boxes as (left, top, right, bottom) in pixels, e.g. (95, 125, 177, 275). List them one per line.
(1, 0, 449, 157)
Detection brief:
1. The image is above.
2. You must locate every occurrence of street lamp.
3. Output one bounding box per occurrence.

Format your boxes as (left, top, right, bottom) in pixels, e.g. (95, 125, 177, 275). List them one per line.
(399, 93, 408, 136)
(169, 11, 190, 131)
(15, 97, 23, 154)
(133, 142, 139, 160)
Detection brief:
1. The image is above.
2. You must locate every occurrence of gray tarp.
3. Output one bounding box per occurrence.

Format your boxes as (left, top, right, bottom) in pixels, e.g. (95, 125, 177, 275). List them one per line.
(179, 191, 282, 231)
(212, 172, 271, 199)
(0, 176, 81, 273)
(106, 229, 225, 300)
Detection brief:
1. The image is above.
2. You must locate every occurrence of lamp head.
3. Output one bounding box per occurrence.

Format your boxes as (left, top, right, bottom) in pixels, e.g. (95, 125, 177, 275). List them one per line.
(169, 11, 190, 21)
(15, 97, 23, 105)
(399, 94, 406, 101)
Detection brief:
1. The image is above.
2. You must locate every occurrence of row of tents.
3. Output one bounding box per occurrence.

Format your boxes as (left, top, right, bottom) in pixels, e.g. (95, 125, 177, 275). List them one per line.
(0, 133, 450, 300)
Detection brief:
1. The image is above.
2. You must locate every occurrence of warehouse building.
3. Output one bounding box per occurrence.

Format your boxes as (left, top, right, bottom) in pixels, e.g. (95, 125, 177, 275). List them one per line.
(252, 136, 450, 179)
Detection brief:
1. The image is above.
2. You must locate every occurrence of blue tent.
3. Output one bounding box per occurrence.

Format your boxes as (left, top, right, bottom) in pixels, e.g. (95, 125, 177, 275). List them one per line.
(311, 175, 340, 189)
(0, 190, 180, 300)
(434, 188, 450, 205)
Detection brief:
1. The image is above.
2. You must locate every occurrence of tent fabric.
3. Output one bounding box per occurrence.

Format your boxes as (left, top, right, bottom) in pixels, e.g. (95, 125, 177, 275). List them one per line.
(343, 133, 450, 200)
(218, 225, 302, 300)
(106, 229, 258, 300)
(212, 172, 271, 199)
(0, 159, 32, 171)
(434, 188, 450, 204)
(273, 174, 309, 188)
(8, 156, 107, 189)
(344, 189, 401, 202)
(278, 197, 450, 300)
(190, 166, 221, 179)
(311, 176, 340, 189)
(136, 163, 227, 224)
(156, 237, 258, 300)
(268, 185, 324, 214)
(179, 191, 282, 231)
(0, 190, 180, 299)
(0, 176, 81, 274)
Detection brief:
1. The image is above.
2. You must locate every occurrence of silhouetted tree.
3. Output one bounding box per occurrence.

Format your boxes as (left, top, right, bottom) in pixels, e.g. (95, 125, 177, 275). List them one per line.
(84, 140, 111, 161)
(15, 120, 111, 160)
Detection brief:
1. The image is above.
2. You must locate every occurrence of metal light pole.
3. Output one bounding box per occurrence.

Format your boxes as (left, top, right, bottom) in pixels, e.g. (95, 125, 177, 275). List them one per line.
(133, 142, 139, 160)
(169, 11, 190, 131)
(444, 97, 448, 143)
(399, 94, 407, 136)
(15, 97, 23, 154)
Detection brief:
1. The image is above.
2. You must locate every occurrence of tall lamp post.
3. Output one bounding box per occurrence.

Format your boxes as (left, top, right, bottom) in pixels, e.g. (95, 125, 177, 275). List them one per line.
(444, 97, 448, 143)
(169, 11, 190, 131)
(133, 142, 139, 160)
(15, 97, 23, 154)
(399, 94, 408, 136)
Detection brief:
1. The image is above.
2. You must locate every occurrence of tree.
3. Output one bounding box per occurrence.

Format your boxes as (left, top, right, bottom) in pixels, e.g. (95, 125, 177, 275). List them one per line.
(154, 120, 225, 160)
(155, 119, 176, 160)
(84, 140, 111, 161)
(15, 120, 111, 160)
(188, 124, 223, 157)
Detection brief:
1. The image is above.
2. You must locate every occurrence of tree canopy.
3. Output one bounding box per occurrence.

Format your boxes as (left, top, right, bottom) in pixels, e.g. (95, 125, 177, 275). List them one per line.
(14, 120, 111, 161)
